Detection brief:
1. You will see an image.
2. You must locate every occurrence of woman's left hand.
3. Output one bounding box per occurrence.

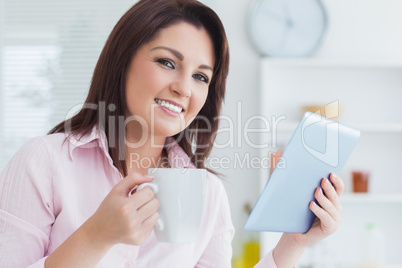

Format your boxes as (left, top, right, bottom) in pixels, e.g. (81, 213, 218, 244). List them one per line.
(291, 173, 344, 248)
(272, 173, 344, 267)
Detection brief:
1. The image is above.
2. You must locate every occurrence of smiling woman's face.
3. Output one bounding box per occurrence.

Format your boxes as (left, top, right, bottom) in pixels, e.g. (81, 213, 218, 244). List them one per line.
(125, 22, 215, 143)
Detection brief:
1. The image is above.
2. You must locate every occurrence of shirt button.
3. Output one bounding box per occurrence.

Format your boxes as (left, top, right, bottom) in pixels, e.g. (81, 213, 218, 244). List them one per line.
(125, 261, 134, 268)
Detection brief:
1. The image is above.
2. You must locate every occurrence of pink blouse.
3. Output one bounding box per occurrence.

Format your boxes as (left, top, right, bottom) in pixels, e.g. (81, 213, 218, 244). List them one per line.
(0, 126, 277, 267)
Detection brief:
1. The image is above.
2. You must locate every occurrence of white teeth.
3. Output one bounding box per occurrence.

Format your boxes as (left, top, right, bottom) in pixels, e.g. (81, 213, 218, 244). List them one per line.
(155, 98, 183, 113)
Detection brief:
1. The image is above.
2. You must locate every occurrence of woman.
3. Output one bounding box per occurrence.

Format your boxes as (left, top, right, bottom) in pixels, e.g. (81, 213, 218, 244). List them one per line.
(0, 0, 344, 267)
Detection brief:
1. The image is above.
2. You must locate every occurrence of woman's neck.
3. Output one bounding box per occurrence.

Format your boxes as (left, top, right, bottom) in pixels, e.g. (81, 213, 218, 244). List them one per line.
(124, 126, 168, 175)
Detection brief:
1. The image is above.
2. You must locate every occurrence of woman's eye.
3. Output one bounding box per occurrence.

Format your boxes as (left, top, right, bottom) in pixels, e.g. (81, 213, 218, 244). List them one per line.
(157, 59, 175, 69)
(193, 73, 209, 84)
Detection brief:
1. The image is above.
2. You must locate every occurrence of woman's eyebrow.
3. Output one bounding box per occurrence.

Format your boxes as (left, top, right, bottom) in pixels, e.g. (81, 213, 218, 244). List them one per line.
(151, 46, 213, 71)
(199, 64, 213, 71)
(151, 46, 184, 60)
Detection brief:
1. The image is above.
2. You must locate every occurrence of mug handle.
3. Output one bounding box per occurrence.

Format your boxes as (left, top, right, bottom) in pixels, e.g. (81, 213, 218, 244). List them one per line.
(136, 183, 164, 231)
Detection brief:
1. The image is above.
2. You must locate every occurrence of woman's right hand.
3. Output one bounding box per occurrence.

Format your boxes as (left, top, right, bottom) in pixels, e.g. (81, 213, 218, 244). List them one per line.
(45, 173, 159, 268)
(86, 172, 160, 247)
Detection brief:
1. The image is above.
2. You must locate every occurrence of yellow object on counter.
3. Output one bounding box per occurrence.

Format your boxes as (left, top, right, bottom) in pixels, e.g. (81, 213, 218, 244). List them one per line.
(232, 240, 260, 268)
(243, 241, 260, 268)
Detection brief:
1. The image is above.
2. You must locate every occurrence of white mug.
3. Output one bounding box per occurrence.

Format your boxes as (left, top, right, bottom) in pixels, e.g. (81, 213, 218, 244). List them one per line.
(137, 168, 206, 243)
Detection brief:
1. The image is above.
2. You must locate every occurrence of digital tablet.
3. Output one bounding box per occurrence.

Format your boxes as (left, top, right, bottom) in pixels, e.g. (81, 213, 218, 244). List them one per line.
(244, 111, 360, 233)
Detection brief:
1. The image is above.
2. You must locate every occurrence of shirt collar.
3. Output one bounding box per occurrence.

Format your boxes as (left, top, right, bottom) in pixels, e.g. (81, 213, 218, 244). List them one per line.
(67, 125, 109, 160)
(68, 126, 195, 169)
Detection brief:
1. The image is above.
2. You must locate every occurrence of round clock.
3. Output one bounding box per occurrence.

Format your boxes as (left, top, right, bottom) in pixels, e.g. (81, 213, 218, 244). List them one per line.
(247, 0, 328, 57)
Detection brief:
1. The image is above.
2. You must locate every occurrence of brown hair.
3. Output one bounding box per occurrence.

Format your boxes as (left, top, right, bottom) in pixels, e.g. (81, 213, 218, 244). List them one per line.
(48, 0, 229, 176)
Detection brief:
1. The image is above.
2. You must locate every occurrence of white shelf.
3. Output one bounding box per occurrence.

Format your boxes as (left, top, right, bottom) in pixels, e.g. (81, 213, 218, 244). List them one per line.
(262, 58, 402, 69)
(354, 123, 402, 133)
(341, 193, 402, 204)
(276, 122, 402, 133)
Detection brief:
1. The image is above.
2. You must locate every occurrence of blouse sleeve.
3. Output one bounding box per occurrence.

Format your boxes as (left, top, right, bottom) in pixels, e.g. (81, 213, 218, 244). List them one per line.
(0, 136, 54, 267)
(254, 249, 278, 268)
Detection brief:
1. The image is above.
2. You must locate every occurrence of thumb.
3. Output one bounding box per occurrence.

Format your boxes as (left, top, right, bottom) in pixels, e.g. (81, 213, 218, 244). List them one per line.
(113, 172, 154, 196)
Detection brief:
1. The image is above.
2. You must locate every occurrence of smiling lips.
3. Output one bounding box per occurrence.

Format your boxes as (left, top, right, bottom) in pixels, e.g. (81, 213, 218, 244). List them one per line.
(154, 98, 184, 116)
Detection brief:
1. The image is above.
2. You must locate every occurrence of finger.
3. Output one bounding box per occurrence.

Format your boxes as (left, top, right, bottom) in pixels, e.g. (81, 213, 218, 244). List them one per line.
(321, 178, 343, 214)
(131, 187, 156, 209)
(314, 187, 341, 223)
(329, 173, 344, 196)
(309, 200, 338, 234)
(142, 211, 160, 229)
(137, 196, 160, 215)
(113, 173, 154, 196)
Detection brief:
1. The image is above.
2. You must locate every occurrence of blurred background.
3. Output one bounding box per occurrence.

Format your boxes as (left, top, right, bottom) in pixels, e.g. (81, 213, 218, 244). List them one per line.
(0, 0, 401, 267)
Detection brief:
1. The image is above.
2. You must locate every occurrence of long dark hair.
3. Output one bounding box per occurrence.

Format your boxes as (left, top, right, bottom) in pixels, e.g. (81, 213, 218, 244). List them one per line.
(49, 0, 229, 176)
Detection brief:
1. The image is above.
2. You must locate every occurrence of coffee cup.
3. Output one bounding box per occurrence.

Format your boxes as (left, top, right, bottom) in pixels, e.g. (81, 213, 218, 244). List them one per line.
(137, 168, 206, 243)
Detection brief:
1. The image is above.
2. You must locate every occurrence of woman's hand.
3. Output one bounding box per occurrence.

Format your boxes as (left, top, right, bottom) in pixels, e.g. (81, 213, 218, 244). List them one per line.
(272, 173, 344, 268)
(292, 172, 344, 248)
(45, 173, 160, 268)
(85, 172, 160, 247)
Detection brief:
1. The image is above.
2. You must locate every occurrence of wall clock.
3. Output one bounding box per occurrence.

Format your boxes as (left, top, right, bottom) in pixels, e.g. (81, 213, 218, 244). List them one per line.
(247, 0, 328, 57)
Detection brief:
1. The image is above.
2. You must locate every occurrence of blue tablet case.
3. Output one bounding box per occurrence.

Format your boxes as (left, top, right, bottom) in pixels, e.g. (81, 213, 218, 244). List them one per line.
(244, 111, 360, 233)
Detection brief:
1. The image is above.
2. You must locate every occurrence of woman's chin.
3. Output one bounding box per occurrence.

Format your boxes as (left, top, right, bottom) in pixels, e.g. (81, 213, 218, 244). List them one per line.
(152, 126, 184, 140)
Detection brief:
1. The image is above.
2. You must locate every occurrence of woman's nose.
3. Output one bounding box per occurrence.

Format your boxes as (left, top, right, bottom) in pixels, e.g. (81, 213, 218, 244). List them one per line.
(170, 76, 191, 98)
